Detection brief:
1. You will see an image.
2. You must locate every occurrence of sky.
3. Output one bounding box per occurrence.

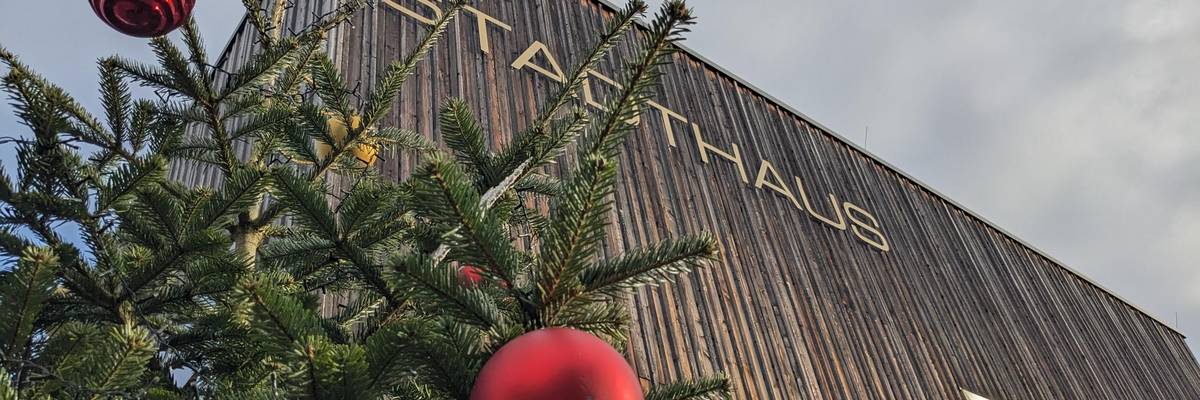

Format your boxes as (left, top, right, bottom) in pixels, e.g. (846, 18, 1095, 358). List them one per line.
(649, 0, 1200, 353)
(1, 0, 1198, 355)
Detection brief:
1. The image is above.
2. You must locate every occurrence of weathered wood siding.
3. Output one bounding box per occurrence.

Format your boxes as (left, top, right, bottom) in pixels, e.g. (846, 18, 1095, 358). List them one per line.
(172, 0, 1200, 398)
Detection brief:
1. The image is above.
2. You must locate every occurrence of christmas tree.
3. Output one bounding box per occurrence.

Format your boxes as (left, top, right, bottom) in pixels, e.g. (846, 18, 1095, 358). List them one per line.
(0, 0, 730, 398)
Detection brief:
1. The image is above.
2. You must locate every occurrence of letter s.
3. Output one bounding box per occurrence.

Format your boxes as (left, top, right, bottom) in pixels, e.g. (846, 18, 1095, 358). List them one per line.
(843, 202, 890, 252)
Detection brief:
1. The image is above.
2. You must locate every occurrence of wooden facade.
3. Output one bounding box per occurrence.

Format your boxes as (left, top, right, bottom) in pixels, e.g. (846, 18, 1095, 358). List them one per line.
(170, 0, 1200, 398)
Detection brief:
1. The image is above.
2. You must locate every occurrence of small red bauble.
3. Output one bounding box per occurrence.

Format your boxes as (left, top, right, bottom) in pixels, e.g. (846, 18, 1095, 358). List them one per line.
(458, 265, 485, 288)
(471, 328, 643, 400)
(90, 0, 196, 38)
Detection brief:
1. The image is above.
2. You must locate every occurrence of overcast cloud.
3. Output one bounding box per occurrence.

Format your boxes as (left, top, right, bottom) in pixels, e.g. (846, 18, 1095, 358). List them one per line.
(2, 1, 1198, 354)
(642, 0, 1200, 353)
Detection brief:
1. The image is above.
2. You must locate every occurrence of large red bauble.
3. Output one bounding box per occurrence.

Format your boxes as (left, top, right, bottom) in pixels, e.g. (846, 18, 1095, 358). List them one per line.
(471, 328, 643, 400)
(90, 0, 196, 38)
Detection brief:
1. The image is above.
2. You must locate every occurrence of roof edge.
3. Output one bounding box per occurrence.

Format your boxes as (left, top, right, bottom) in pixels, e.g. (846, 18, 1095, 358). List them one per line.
(212, 14, 250, 80)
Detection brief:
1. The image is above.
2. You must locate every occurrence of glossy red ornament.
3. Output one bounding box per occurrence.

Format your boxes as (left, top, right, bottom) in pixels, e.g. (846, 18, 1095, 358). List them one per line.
(90, 0, 196, 38)
(458, 265, 485, 288)
(471, 328, 643, 400)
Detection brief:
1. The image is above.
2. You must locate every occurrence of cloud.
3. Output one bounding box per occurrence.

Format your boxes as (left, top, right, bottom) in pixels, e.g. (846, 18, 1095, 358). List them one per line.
(650, 0, 1200, 351)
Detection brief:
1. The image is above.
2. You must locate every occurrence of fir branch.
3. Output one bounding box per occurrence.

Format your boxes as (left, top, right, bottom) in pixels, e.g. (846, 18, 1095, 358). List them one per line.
(419, 156, 524, 281)
(448, 0, 637, 212)
(438, 99, 492, 174)
(396, 322, 480, 399)
(646, 376, 732, 400)
(373, 127, 437, 153)
(274, 39, 323, 97)
(107, 56, 178, 97)
(260, 234, 336, 266)
(296, 336, 369, 399)
(158, 101, 209, 125)
(122, 229, 227, 299)
(168, 137, 223, 166)
(126, 186, 185, 246)
(486, 108, 589, 192)
(537, 154, 618, 311)
(335, 177, 387, 237)
(326, 343, 370, 399)
(240, 279, 324, 352)
(362, 0, 468, 127)
(309, 53, 352, 122)
(328, 240, 400, 308)
(362, 320, 430, 395)
(552, 300, 631, 345)
(228, 105, 292, 141)
(532, 109, 591, 170)
(0, 228, 32, 260)
(219, 39, 309, 101)
(185, 167, 266, 232)
(0, 248, 58, 362)
(99, 60, 132, 144)
(0, 367, 15, 400)
(41, 322, 104, 382)
(583, 0, 695, 158)
(242, 0, 277, 48)
(389, 254, 502, 329)
(3, 48, 113, 148)
(82, 323, 157, 399)
(127, 100, 155, 154)
(181, 19, 210, 76)
(515, 174, 563, 196)
(97, 156, 166, 211)
(580, 234, 717, 294)
(219, 94, 269, 123)
(333, 292, 385, 330)
(275, 108, 322, 165)
(490, 0, 646, 183)
(150, 36, 208, 101)
(269, 167, 338, 240)
(347, 208, 414, 251)
(283, 0, 367, 48)
(529, 0, 647, 132)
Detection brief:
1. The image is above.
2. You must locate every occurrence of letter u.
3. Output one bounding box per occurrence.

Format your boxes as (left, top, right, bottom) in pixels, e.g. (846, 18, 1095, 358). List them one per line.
(795, 176, 847, 230)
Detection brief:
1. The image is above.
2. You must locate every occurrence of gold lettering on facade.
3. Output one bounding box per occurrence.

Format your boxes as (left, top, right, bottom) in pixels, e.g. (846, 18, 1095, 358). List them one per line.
(646, 100, 687, 147)
(511, 41, 567, 83)
(465, 6, 512, 54)
(582, 70, 618, 110)
(754, 160, 802, 209)
(844, 202, 890, 252)
(796, 177, 847, 231)
(962, 390, 992, 400)
(693, 123, 749, 183)
(390, 4, 892, 252)
(581, 70, 641, 125)
(382, 0, 442, 26)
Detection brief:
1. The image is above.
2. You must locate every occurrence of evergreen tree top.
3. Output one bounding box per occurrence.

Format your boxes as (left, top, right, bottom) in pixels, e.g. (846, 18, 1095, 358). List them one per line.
(0, 1, 730, 398)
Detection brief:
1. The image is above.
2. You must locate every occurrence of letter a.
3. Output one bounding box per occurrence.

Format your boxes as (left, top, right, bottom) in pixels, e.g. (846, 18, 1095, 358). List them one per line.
(512, 41, 567, 83)
(754, 160, 802, 209)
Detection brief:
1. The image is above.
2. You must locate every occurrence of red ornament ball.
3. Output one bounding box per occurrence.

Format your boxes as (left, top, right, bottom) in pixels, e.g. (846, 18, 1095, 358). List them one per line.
(471, 328, 643, 400)
(90, 0, 196, 38)
(458, 265, 485, 288)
